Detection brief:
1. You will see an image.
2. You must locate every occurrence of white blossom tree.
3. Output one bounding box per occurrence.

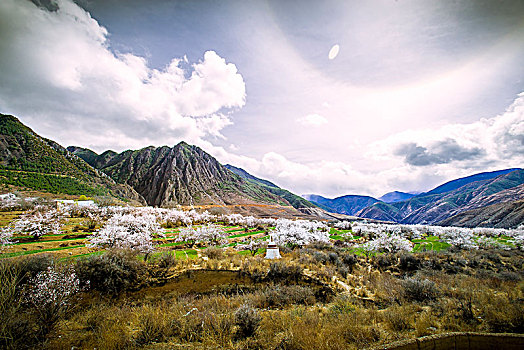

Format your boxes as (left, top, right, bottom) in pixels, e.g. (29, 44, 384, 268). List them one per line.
(11, 208, 63, 239)
(273, 219, 329, 247)
(176, 224, 228, 247)
(236, 238, 268, 256)
(0, 226, 14, 249)
(357, 231, 412, 254)
(25, 265, 83, 334)
(89, 213, 164, 254)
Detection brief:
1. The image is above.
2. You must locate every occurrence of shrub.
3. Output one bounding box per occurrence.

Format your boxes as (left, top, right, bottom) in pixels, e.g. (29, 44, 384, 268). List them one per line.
(134, 304, 179, 345)
(266, 262, 303, 282)
(75, 249, 146, 295)
(402, 276, 439, 302)
(235, 304, 262, 338)
(341, 253, 358, 269)
(0, 260, 25, 349)
(260, 285, 316, 308)
(10, 254, 55, 287)
(382, 305, 413, 332)
(204, 246, 224, 260)
(313, 251, 329, 264)
(374, 253, 395, 269)
(329, 294, 356, 315)
(398, 253, 420, 271)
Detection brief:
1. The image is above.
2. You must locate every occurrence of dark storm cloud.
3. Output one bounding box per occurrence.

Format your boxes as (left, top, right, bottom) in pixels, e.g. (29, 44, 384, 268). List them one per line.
(29, 0, 59, 12)
(395, 139, 485, 166)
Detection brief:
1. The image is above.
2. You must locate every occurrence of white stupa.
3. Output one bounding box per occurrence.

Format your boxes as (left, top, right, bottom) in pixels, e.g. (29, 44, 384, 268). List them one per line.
(265, 234, 281, 259)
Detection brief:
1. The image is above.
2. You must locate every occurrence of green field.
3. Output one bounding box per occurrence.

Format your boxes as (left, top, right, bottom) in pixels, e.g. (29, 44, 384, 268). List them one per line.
(412, 236, 451, 252)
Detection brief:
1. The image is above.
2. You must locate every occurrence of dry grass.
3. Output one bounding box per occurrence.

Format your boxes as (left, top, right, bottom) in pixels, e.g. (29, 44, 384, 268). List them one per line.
(0, 242, 522, 349)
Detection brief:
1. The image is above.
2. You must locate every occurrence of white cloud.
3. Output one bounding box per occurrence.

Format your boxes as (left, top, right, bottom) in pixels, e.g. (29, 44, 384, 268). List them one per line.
(210, 93, 524, 198)
(0, 0, 245, 152)
(296, 114, 328, 126)
(371, 92, 524, 169)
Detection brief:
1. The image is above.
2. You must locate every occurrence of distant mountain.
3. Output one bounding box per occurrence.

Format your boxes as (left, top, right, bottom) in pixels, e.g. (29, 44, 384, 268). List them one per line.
(304, 194, 380, 216)
(224, 164, 318, 210)
(357, 169, 524, 228)
(438, 199, 524, 229)
(379, 191, 416, 203)
(0, 114, 144, 202)
(425, 168, 520, 195)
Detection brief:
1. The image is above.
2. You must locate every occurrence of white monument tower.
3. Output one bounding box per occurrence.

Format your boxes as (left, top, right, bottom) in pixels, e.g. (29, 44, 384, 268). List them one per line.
(265, 233, 281, 259)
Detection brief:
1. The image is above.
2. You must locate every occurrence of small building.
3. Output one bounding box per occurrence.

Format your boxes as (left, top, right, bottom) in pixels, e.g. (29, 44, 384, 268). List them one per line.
(265, 240, 281, 259)
(55, 199, 95, 210)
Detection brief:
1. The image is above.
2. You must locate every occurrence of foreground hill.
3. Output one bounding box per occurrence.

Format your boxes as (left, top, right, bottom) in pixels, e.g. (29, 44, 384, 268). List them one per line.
(357, 169, 524, 227)
(303, 194, 380, 216)
(0, 114, 144, 203)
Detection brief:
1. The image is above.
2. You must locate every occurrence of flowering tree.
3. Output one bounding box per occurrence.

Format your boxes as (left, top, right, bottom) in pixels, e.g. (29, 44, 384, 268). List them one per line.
(11, 208, 63, 238)
(439, 227, 478, 250)
(0, 227, 14, 249)
(273, 219, 329, 247)
(357, 231, 412, 254)
(25, 265, 83, 334)
(163, 209, 194, 227)
(196, 224, 228, 246)
(236, 238, 268, 256)
(335, 221, 352, 230)
(89, 213, 164, 254)
(176, 224, 228, 247)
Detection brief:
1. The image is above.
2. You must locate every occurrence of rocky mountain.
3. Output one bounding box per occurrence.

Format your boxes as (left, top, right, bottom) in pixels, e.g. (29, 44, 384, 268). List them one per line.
(424, 168, 520, 195)
(303, 194, 380, 216)
(357, 169, 524, 227)
(69, 143, 300, 209)
(0, 114, 144, 203)
(379, 191, 416, 203)
(438, 199, 524, 229)
(224, 164, 318, 210)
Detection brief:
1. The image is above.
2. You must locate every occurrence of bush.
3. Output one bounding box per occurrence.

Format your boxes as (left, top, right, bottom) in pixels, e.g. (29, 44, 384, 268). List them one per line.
(256, 285, 316, 308)
(402, 276, 439, 302)
(75, 249, 147, 295)
(374, 254, 395, 269)
(235, 304, 262, 338)
(24, 265, 81, 337)
(13, 254, 55, 287)
(398, 253, 420, 271)
(204, 246, 224, 260)
(0, 260, 25, 349)
(341, 253, 358, 269)
(382, 305, 413, 332)
(266, 262, 303, 282)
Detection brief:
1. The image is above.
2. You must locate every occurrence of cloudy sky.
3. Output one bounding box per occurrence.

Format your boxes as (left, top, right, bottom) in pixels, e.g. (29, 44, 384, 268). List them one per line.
(0, 0, 523, 198)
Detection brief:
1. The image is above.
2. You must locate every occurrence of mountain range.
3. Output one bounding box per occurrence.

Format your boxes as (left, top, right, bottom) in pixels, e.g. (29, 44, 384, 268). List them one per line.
(305, 168, 524, 228)
(0, 113, 324, 218)
(1, 113, 522, 227)
(0, 114, 144, 203)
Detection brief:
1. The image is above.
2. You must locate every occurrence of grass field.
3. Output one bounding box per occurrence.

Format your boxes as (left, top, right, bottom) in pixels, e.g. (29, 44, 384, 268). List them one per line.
(0, 209, 466, 260)
(412, 236, 451, 252)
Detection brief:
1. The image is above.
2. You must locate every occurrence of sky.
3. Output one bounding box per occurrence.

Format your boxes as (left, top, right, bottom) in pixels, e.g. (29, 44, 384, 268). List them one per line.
(0, 0, 523, 198)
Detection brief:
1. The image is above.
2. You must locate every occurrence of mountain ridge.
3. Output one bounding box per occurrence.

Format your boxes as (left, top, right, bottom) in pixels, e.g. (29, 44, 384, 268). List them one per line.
(303, 194, 380, 216)
(0, 114, 144, 203)
(357, 169, 524, 227)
